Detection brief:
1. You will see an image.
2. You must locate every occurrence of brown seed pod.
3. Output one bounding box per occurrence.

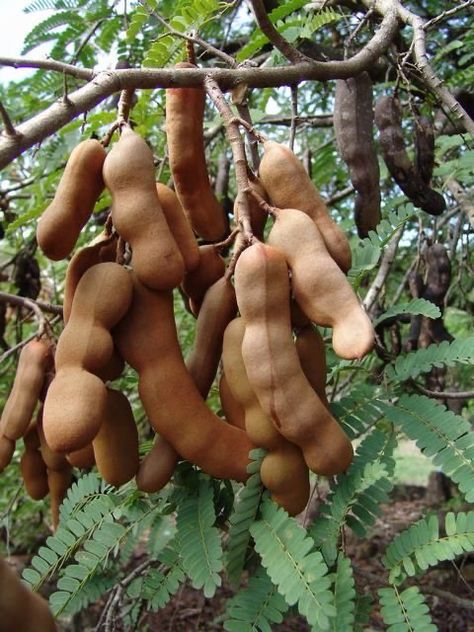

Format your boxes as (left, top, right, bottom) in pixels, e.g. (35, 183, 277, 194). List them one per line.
(374, 95, 446, 216)
(37, 139, 106, 260)
(21, 448, 49, 501)
(166, 62, 228, 241)
(334, 73, 381, 237)
(414, 114, 435, 185)
(295, 325, 329, 407)
(181, 244, 226, 315)
(258, 140, 352, 273)
(219, 374, 246, 430)
(67, 443, 95, 469)
(0, 434, 15, 473)
(48, 466, 73, 530)
(136, 435, 178, 493)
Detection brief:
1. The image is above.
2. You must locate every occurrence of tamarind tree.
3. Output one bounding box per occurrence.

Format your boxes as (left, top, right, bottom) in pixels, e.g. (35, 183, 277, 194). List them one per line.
(0, 1, 473, 630)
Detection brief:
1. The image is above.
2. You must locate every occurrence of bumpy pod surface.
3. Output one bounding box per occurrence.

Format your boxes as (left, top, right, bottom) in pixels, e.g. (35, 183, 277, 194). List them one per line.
(136, 435, 178, 493)
(103, 127, 185, 290)
(235, 243, 353, 476)
(37, 139, 106, 260)
(334, 73, 381, 237)
(258, 140, 352, 273)
(268, 207, 374, 360)
(166, 62, 227, 241)
(374, 95, 446, 216)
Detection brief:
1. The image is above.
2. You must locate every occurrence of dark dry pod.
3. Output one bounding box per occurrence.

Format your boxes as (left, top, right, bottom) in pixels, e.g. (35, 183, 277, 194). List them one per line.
(334, 72, 381, 237)
(374, 95, 446, 216)
(414, 114, 435, 185)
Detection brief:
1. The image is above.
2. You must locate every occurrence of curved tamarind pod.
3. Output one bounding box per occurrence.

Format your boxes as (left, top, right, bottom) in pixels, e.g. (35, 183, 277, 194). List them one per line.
(181, 244, 226, 314)
(334, 73, 381, 238)
(21, 448, 49, 501)
(0, 338, 54, 441)
(63, 231, 118, 323)
(166, 62, 228, 240)
(0, 559, 57, 632)
(258, 140, 352, 273)
(268, 207, 374, 360)
(156, 183, 200, 272)
(219, 374, 246, 430)
(48, 466, 72, 530)
(295, 326, 328, 407)
(235, 177, 268, 241)
(290, 300, 311, 330)
(92, 388, 139, 487)
(414, 114, 435, 185)
(37, 408, 68, 472)
(222, 317, 309, 514)
(0, 434, 15, 472)
(36, 139, 106, 261)
(103, 127, 185, 290)
(66, 443, 95, 469)
(95, 347, 125, 383)
(186, 277, 237, 399)
(235, 243, 353, 476)
(374, 96, 446, 216)
(114, 275, 253, 482)
(136, 435, 178, 493)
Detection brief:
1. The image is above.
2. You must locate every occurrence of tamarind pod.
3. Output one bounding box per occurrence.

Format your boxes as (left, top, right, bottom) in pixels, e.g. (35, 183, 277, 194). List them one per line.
(423, 243, 451, 305)
(267, 207, 374, 360)
(414, 114, 435, 185)
(43, 369, 108, 453)
(48, 466, 72, 530)
(260, 443, 310, 516)
(333, 73, 381, 238)
(181, 244, 226, 312)
(23, 421, 40, 451)
(166, 62, 228, 241)
(63, 231, 118, 323)
(235, 243, 353, 476)
(156, 183, 200, 272)
(290, 300, 312, 330)
(218, 374, 246, 430)
(295, 326, 329, 407)
(95, 347, 125, 383)
(0, 434, 15, 472)
(374, 96, 446, 216)
(0, 338, 54, 441)
(37, 408, 69, 471)
(235, 177, 268, 241)
(92, 388, 139, 487)
(114, 276, 253, 482)
(21, 448, 49, 500)
(258, 140, 352, 273)
(136, 435, 178, 493)
(186, 277, 237, 399)
(0, 559, 57, 632)
(36, 139, 106, 261)
(103, 127, 185, 290)
(66, 443, 95, 469)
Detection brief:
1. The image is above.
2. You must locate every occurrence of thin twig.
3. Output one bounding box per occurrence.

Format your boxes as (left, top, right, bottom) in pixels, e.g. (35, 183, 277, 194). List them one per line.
(424, 0, 474, 30)
(411, 381, 474, 400)
(363, 228, 404, 312)
(0, 291, 61, 340)
(289, 85, 298, 151)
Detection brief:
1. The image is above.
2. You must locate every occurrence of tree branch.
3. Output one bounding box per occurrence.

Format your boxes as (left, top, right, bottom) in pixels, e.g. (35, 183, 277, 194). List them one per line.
(363, 228, 403, 312)
(0, 101, 19, 137)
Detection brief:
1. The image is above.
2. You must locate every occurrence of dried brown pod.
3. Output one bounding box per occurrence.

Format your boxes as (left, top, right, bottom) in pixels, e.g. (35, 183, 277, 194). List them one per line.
(414, 114, 435, 185)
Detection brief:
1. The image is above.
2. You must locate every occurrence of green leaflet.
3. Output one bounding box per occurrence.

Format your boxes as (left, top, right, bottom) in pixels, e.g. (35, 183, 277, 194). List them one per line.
(384, 337, 474, 382)
(327, 554, 356, 632)
(329, 385, 384, 439)
(140, 544, 185, 611)
(373, 298, 441, 327)
(383, 511, 474, 583)
(251, 498, 335, 630)
(223, 566, 288, 632)
(379, 586, 437, 631)
(176, 476, 223, 598)
(382, 395, 474, 502)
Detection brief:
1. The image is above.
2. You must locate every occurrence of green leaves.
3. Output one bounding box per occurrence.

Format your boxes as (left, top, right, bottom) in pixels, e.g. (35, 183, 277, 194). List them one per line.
(251, 498, 335, 630)
(373, 298, 441, 327)
(379, 586, 436, 631)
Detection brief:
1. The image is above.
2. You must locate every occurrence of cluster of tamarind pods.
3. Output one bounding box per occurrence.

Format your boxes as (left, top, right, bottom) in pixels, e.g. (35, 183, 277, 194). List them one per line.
(9, 64, 446, 528)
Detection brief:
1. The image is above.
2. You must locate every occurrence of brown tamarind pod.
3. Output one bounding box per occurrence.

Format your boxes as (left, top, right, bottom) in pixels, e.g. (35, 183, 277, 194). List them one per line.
(414, 114, 435, 185)
(186, 277, 237, 399)
(235, 243, 353, 476)
(268, 207, 374, 360)
(334, 73, 381, 237)
(222, 317, 309, 514)
(114, 275, 254, 482)
(92, 388, 139, 487)
(63, 231, 118, 323)
(219, 374, 246, 430)
(95, 347, 125, 383)
(37, 408, 69, 472)
(66, 443, 95, 469)
(48, 466, 72, 530)
(181, 244, 226, 314)
(156, 183, 200, 271)
(166, 62, 228, 241)
(0, 559, 57, 631)
(103, 127, 185, 290)
(258, 140, 352, 273)
(295, 326, 329, 407)
(374, 95, 446, 216)
(136, 435, 178, 493)
(0, 434, 15, 472)
(0, 338, 54, 441)
(290, 300, 312, 330)
(21, 448, 49, 501)
(36, 139, 106, 261)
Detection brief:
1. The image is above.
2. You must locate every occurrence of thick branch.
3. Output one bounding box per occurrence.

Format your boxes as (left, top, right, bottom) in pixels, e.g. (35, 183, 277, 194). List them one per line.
(0, 10, 399, 170)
